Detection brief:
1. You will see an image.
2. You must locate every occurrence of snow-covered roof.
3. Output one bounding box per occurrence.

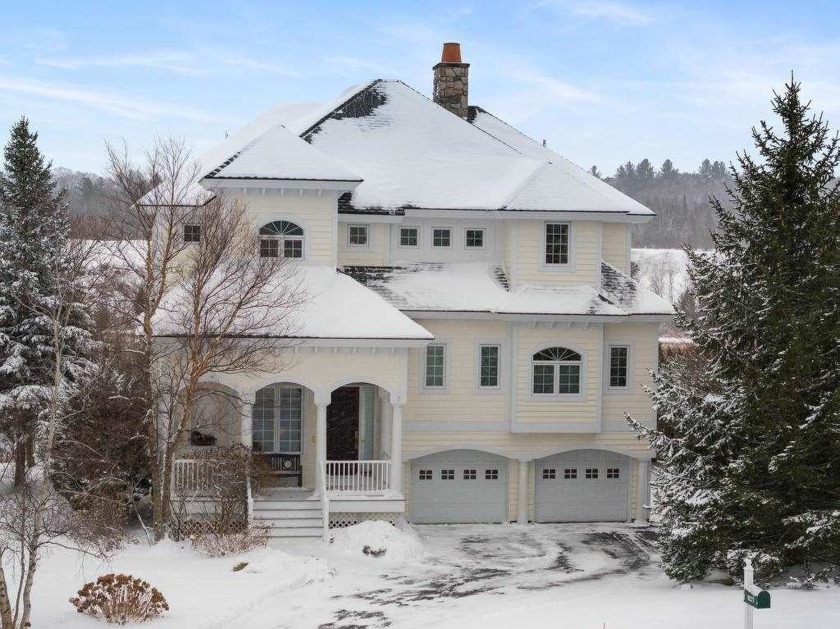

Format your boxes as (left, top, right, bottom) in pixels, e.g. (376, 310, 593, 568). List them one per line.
(467, 106, 654, 216)
(341, 262, 673, 317)
(205, 80, 653, 216)
(153, 264, 432, 341)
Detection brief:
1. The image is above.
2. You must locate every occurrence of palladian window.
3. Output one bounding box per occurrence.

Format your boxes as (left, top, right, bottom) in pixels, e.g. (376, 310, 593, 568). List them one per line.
(532, 347, 582, 395)
(259, 220, 304, 259)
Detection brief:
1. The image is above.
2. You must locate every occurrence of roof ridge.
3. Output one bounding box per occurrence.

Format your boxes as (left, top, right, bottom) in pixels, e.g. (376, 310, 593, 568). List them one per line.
(299, 79, 381, 139)
(203, 121, 289, 178)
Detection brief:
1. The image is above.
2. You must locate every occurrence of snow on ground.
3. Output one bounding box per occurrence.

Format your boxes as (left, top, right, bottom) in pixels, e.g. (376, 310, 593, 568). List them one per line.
(27, 523, 839, 628)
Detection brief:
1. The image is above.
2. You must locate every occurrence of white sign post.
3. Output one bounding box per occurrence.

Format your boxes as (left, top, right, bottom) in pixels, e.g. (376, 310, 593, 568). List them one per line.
(743, 557, 771, 628)
(743, 559, 754, 629)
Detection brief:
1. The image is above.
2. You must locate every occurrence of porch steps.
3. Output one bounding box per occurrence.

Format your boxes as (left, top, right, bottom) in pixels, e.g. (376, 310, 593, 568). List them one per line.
(251, 494, 324, 540)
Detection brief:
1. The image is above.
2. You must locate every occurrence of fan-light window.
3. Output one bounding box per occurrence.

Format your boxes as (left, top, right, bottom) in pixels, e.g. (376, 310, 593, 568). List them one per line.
(259, 220, 304, 259)
(532, 347, 582, 395)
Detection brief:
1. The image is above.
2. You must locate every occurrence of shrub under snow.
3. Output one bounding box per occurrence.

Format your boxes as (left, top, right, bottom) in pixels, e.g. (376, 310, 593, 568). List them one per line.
(69, 574, 169, 624)
(329, 520, 424, 564)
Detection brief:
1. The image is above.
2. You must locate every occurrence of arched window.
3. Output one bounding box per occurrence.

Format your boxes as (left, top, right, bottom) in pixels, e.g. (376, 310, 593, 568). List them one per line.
(259, 220, 304, 259)
(532, 347, 582, 395)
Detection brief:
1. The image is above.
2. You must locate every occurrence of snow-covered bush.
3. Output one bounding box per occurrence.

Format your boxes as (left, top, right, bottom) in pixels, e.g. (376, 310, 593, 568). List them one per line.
(69, 574, 168, 624)
(329, 520, 424, 564)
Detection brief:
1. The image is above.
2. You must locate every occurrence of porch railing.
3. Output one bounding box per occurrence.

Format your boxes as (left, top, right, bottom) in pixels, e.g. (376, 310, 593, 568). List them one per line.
(326, 460, 391, 493)
(173, 458, 216, 493)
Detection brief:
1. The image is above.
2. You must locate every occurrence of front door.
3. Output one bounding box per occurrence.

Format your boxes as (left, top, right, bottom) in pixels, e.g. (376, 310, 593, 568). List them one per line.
(327, 387, 359, 461)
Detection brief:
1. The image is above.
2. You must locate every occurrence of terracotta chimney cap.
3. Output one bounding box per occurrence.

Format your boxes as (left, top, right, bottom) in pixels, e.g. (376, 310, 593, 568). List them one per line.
(441, 42, 462, 63)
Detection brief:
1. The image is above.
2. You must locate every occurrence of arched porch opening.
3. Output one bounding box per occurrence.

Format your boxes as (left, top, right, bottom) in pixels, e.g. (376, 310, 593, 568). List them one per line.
(324, 382, 396, 494)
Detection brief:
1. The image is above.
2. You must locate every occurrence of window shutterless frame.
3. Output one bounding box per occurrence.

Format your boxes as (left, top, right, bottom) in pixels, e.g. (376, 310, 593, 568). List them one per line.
(398, 226, 419, 248)
(347, 224, 369, 247)
(544, 222, 571, 265)
(432, 227, 451, 248)
(530, 346, 583, 396)
(183, 224, 201, 243)
(608, 345, 630, 389)
(465, 227, 485, 249)
(423, 343, 447, 390)
(477, 344, 501, 389)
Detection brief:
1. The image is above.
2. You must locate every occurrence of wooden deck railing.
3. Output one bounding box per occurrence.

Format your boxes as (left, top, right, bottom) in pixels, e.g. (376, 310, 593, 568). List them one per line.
(326, 460, 391, 493)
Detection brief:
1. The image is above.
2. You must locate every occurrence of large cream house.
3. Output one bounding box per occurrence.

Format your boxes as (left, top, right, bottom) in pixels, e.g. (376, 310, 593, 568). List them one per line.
(172, 43, 673, 539)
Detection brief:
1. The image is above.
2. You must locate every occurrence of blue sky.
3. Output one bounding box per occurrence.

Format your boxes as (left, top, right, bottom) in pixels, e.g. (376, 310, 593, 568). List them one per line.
(1, 0, 838, 175)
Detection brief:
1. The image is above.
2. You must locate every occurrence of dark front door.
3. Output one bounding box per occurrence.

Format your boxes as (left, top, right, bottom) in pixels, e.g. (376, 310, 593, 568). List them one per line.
(327, 387, 359, 460)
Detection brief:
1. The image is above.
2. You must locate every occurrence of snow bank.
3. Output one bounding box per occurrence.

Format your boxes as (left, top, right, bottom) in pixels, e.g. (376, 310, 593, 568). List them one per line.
(329, 521, 424, 565)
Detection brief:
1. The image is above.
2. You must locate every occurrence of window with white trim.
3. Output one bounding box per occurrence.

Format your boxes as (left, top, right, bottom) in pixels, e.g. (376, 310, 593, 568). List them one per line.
(564, 468, 577, 479)
(252, 385, 303, 454)
(606, 468, 620, 479)
(542, 468, 556, 480)
(609, 346, 629, 388)
(183, 224, 201, 243)
(441, 469, 455, 480)
(463, 469, 477, 480)
(465, 228, 484, 248)
(485, 469, 499, 480)
(585, 468, 599, 479)
(432, 228, 451, 247)
(545, 223, 570, 264)
(424, 344, 446, 388)
(532, 347, 582, 395)
(419, 469, 433, 480)
(478, 344, 500, 388)
(347, 224, 369, 246)
(259, 220, 304, 259)
(399, 226, 419, 247)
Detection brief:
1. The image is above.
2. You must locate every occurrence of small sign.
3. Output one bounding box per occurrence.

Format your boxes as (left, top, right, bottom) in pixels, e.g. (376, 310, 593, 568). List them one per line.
(744, 588, 771, 609)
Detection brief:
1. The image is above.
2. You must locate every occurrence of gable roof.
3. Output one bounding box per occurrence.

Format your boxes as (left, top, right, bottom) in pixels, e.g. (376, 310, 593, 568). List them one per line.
(207, 79, 654, 217)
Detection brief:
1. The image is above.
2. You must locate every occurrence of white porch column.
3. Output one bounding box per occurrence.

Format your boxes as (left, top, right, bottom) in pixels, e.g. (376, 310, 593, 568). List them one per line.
(379, 389, 392, 458)
(315, 396, 329, 494)
(390, 400, 404, 494)
(517, 459, 530, 524)
(240, 397, 254, 448)
(636, 459, 650, 523)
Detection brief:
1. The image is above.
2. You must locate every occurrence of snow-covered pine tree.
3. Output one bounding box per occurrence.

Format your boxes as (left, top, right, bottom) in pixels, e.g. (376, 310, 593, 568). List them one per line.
(630, 79, 840, 581)
(0, 117, 95, 486)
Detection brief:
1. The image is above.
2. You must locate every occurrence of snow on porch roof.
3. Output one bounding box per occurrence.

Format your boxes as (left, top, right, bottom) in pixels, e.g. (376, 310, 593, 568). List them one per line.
(340, 263, 673, 316)
(208, 79, 653, 216)
(153, 264, 433, 341)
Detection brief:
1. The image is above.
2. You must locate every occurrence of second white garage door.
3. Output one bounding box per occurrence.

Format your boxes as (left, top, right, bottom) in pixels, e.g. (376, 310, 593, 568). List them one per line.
(410, 450, 509, 524)
(535, 450, 630, 522)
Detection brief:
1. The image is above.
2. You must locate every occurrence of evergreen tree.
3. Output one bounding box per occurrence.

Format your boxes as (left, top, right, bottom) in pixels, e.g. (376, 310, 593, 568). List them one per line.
(636, 158, 655, 184)
(658, 158, 678, 180)
(0, 117, 94, 485)
(631, 79, 840, 580)
(588, 165, 602, 179)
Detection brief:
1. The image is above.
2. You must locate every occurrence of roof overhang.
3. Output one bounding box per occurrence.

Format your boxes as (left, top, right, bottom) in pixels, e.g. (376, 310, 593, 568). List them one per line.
(401, 311, 673, 323)
(398, 208, 653, 223)
(200, 177, 362, 192)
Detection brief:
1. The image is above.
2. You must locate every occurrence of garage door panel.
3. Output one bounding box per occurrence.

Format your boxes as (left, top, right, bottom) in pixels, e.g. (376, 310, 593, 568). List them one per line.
(535, 449, 629, 522)
(411, 450, 509, 524)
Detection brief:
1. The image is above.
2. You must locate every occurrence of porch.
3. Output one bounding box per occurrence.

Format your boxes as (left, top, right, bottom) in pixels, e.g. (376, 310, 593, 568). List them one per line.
(172, 380, 405, 504)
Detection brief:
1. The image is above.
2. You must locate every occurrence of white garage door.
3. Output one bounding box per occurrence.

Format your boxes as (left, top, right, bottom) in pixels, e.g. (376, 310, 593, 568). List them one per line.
(535, 450, 629, 522)
(411, 450, 509, 524)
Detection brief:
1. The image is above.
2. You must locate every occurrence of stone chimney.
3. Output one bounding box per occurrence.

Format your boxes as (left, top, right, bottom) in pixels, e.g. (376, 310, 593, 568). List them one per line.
(433, 42, 469, 118)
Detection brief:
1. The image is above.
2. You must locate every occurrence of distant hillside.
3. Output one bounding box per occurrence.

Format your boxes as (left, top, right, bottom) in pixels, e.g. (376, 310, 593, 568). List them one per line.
(593, 158, 731, 249)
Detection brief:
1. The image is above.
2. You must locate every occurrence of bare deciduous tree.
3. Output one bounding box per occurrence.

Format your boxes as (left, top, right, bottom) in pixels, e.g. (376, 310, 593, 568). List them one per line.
(105, 137, 304, 541)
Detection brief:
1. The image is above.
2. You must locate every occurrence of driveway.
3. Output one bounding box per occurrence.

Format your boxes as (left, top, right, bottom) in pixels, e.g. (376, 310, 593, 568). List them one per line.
(317, 523, 658, 628)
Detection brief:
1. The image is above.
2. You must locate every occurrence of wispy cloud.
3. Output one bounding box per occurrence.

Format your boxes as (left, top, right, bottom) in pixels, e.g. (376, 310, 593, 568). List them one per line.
(539, 0, 653, 25)
(0, 77, 227, 123)
(35, 48, 297, 78)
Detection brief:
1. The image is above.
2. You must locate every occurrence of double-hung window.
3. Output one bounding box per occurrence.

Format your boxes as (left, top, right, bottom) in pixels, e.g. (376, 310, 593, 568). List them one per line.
(478, 344, 500, 388)
(465, 228, 485, 248)
(424, 344, 446, 388)
(400, 227, 419, 247)
(183, 224, 201, 243)
(348, 224, 369, 246)
(252, 385, 303, 454)
(545, 223, 570, 265)
(609, 346, 629, 388)
(532, 347, 582, 395)
(432, 228, 451, 247)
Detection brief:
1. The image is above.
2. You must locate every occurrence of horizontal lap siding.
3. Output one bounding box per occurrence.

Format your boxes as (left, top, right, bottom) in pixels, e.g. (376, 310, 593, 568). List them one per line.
(515, 220, 599, 286)
(603, 323, 658, 429)
(405, 320, 509, 426)
(514, 325, 599, 425)
(602, 223, 629, 273)
(337, 222, 388, 266)
(236, 190, 337, 265)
